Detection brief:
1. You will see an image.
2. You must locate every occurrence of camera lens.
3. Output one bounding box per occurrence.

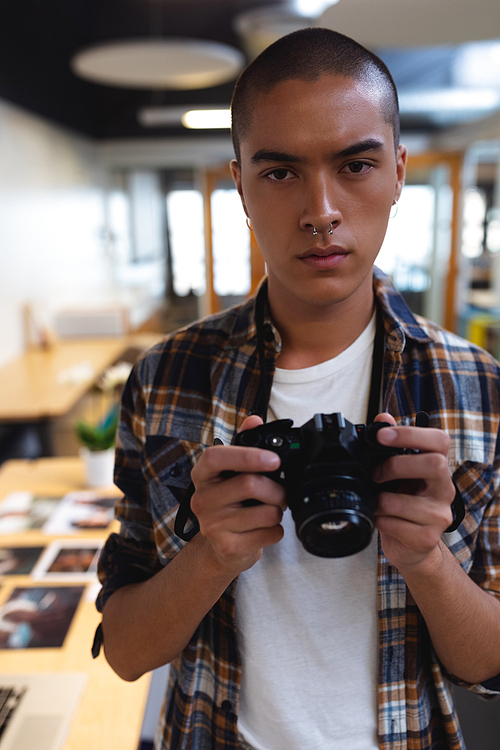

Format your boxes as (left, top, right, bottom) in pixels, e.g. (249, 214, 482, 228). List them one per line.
(289, 474, 375, 557)
(320, 520, 350, 532)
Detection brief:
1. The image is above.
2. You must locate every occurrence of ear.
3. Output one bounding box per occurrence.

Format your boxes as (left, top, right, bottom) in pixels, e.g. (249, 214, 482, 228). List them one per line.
(230, 159, 249, 217)
(393, 144, 407, 203)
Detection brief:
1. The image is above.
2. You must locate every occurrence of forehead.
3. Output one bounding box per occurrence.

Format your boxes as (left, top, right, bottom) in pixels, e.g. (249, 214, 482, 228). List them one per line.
(240, 74, 392, 158)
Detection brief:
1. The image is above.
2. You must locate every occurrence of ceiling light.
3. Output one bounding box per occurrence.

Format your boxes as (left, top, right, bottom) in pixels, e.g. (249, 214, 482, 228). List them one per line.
(234, 6, 317, 59)
(71, 38, 245, 90)
(182, 109, 231, 129)
(291, 0, 339, 17)
(453, 42, 500, 88)
(321, 0, 500, 47)
(137, 106, 231, 128)
(399, 88, 500, 115)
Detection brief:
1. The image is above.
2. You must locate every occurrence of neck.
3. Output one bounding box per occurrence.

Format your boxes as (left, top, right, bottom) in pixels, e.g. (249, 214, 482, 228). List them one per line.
(268, 281, 375, 370)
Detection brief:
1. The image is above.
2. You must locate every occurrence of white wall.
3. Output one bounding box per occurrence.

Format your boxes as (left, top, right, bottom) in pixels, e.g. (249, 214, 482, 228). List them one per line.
(0, 99, 113, 367)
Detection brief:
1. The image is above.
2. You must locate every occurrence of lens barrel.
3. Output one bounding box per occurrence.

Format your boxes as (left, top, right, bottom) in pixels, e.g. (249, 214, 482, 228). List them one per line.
(290, 474, 375, 557)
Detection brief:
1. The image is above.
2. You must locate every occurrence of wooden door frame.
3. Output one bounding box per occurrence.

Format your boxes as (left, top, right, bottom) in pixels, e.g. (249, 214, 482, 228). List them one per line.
(406, 151, 464, 332)
(202, 165, 265, 315)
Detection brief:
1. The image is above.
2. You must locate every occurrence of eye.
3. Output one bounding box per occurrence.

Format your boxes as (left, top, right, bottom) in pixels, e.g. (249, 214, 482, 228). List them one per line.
(342, 161, 372, 174)
(265, 168, 294, 181)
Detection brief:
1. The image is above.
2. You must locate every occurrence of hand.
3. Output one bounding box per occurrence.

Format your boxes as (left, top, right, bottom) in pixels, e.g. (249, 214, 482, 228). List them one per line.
(190, 415, 287, 576)
(372, 413, 455, 572)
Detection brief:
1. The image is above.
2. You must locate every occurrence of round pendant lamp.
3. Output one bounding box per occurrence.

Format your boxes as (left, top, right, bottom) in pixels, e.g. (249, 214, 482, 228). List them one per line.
(71, 38, 245, 90)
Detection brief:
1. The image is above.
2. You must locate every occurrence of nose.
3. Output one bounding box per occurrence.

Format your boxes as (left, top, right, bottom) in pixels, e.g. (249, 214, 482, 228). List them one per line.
(299, 174, 342, 237)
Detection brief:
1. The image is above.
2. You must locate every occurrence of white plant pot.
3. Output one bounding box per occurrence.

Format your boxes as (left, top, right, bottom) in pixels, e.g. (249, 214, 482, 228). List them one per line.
(80, 447, 115, 488)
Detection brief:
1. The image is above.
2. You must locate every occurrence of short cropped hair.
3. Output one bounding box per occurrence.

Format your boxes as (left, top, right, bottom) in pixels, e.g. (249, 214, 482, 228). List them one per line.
(231, 27, 400, 164)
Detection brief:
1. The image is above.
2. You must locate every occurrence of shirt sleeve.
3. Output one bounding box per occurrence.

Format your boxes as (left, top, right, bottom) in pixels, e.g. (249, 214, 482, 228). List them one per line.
(95, 362, 164, 615)
(445, 456, 500, 697)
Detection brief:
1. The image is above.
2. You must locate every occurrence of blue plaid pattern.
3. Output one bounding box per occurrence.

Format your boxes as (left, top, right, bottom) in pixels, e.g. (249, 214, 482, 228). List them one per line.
(97, 269, 500, 749)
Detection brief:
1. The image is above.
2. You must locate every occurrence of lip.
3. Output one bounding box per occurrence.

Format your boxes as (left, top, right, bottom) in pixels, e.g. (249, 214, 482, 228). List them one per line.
(298, 245, 349, 270)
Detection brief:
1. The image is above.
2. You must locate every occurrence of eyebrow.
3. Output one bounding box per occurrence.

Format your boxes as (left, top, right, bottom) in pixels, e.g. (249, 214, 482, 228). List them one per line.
(250, 139, 385, 165)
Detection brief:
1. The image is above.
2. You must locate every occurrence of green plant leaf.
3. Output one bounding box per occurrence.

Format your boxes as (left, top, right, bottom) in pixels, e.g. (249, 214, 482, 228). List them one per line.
(75, 404, 119, 451)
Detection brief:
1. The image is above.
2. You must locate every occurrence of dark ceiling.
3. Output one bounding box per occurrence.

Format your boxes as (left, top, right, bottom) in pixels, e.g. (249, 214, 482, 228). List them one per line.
(0, 0, 275, 139)
(0, 0, 496, 141)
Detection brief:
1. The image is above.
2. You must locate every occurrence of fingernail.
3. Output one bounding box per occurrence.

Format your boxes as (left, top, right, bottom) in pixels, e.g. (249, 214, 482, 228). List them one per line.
(379, 428, 397, 443)
(261, 451, 280, 468)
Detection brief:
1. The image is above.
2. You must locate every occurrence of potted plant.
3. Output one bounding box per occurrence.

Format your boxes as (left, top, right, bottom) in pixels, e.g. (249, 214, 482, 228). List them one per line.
(75, 361, 131, 487)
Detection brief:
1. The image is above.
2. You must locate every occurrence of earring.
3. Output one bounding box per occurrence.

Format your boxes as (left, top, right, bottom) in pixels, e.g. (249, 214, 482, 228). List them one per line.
(312, 227, 318, 236)
(246, 217, 253, 231)
(390, 202, 399, 219)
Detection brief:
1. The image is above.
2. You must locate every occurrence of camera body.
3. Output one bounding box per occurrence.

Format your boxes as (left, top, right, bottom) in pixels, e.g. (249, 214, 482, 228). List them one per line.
(233, 412, 407, 558)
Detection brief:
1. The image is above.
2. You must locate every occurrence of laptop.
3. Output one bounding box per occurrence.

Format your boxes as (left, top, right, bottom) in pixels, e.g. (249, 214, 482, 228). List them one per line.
(0, 673, 87, 750)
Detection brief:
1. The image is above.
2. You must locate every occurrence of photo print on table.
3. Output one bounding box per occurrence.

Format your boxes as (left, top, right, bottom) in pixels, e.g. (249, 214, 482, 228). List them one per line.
(0, 585, 84, 649)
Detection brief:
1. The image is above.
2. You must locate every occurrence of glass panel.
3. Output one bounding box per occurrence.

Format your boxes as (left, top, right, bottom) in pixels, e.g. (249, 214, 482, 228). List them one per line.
(211, 189, 250, 298)
(166, 190, 205, 297)
(462, 188, 486, 259)
(377, 173, 452, 326)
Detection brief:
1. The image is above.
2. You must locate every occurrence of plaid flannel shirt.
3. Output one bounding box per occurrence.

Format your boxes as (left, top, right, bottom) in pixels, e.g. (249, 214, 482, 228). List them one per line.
(96, 268, 500, 749)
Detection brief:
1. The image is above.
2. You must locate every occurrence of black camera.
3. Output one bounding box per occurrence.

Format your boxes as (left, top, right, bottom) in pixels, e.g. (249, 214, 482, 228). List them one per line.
(233, 412, 405, 558)
(174, 411, 464, 558)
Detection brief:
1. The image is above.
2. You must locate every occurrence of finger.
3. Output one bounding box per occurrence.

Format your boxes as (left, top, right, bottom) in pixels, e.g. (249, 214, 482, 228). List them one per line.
(192, 471, 286, 516)
(219, 471, 287, 510)
(239, 414, 264, 432)
(204, 498, 285, 535)
(372, 451, 453, 491)
(191, 444, 280, 485)
(212, 524, 285, 567)
(228, 471, 287, 509)
(373, 412, 397, 426)
(376, 425, 450, 456)
(376, 490, 453, 530)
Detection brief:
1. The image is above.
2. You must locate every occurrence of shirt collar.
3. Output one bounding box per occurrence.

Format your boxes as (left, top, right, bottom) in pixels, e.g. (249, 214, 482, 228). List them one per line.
(224, 268, 431, 354)
(373, 266, 432, 351)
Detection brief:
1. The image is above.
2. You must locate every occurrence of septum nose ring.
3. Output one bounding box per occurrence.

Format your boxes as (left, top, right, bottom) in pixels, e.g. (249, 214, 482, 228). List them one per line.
(312, 223, 333, 236)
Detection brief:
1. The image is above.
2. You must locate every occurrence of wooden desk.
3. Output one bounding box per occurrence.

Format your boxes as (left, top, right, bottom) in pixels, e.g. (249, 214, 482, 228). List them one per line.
(0, 335, 161, 423)
(0, 334, 161, 455)
(0, 457, 151, 750)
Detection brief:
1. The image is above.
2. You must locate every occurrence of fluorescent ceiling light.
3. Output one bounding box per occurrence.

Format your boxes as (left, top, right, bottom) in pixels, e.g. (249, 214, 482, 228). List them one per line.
(399, 88, 500, 114)
(137, 106, 231, 128)
(182, 109, 231, 129)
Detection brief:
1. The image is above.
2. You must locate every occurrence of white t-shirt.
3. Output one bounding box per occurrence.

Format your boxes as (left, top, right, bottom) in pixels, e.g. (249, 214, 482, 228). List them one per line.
(235, 311, 379, 750)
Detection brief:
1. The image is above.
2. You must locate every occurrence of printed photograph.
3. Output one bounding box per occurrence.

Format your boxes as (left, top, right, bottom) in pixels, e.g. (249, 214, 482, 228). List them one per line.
(0, 546, 44, 575)
(0, 585, 84, 649)
(42, 490, 116, 534)
(0, 492, 61, 533)
(32, 540, 102, 581)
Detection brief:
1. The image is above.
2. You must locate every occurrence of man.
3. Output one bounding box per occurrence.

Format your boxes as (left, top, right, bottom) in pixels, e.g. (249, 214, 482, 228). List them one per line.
(94, 28, 500, 750)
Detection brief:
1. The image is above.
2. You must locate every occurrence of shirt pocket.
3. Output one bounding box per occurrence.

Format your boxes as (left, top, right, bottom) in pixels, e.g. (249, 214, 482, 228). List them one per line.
(143, 433, 207, 561)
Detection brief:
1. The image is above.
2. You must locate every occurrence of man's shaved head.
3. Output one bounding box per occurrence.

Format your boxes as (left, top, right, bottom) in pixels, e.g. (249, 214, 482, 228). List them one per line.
(231, 27, 400, 164)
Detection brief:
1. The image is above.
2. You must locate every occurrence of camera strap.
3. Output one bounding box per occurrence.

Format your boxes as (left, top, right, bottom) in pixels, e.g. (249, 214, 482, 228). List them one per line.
(253, 280, 272, 422)
(176, 284, 465, 541)
(366, 304, 386, 424)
